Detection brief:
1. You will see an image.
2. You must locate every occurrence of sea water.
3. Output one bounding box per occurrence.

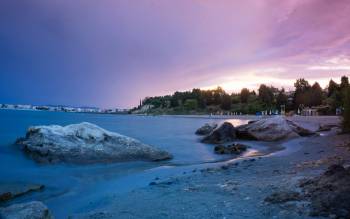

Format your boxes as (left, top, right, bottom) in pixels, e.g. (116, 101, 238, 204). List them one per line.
(0, 110, 256, 217)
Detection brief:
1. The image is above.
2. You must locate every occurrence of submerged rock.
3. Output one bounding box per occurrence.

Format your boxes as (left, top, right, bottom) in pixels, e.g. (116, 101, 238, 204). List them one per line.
(15, 122, 172, 164)
(264, 191, 301, 204)
(201, 122, 236, 144)
(0, 201, 53, 219)
(195, 123, 217, 135)
(317, 124, 339, 132)
(214, 143, 248, 155)
(0, 183, 44, 203)
(236, 116, 315, 141)
(300, 164, 350, 218)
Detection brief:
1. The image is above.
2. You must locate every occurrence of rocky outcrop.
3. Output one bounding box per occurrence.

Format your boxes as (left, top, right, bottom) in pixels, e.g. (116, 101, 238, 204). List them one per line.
(0, 201, 53, 219)
(195, 123, 217, 135)
(201, 122, 236, 144)
(300, 164, 350, 218)
(15, 122, 172, 164)
(214, 143, 248, 155)
(236, 116, 315, 141)
(0, 183, 44, 203)
(264, 190, 301, 204)
(286, 120, 315, 136)
(266, 164, 350, 218)
(317, 124, 339, 132)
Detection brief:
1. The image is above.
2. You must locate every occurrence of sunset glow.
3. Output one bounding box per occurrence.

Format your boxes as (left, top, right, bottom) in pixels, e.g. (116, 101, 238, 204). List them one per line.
(1, 0, 350, 107)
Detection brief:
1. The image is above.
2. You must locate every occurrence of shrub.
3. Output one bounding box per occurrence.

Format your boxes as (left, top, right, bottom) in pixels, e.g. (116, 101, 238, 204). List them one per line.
(342, 87, 350, 133)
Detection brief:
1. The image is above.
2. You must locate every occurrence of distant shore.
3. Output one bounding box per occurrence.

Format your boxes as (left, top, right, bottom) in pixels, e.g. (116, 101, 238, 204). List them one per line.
(136, 113, 341, 123)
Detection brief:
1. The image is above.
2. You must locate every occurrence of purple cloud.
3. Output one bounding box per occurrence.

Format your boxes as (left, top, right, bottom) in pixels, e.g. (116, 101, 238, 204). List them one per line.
(0, 0, 349, 107)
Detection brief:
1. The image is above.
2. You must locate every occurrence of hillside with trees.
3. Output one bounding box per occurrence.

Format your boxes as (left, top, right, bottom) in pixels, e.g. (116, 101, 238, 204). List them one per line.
(131, 76, 350, 119)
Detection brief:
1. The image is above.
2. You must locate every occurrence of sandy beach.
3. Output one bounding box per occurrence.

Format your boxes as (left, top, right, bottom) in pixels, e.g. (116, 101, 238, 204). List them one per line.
(68, 116, 350, 219)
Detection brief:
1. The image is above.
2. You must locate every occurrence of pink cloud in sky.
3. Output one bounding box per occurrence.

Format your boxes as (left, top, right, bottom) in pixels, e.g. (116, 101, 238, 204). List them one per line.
(1, 0, 350, 107)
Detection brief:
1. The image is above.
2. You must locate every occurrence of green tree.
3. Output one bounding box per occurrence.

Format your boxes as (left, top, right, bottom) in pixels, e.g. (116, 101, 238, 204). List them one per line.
(340, 76, 349, 90)
(220, 94, 232, 110)
(342, 87, 350, 132)
(294, 78, 311, 108)
(310, 82, 323, 106)
(240, 88, 250, 103)
(340, 76, 350, 106)
(258, 84, 274, 106)
(213, 86, 225, 105)
(294, 78, 311, 92)
(276, 88, 288, 109)
(184, 99, 198, 110)
(328, 79, 339, 97)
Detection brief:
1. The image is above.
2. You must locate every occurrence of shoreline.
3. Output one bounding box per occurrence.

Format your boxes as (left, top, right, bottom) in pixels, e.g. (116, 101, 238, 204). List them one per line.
(1, 113, 348, 218)
(68, 117, 350, 219)
(0, 108, 342, 123)
(135, 113, 340, 120)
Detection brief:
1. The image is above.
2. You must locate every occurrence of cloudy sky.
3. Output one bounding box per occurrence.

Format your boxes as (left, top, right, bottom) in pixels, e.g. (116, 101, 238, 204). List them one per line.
(1, 0, 350, 108)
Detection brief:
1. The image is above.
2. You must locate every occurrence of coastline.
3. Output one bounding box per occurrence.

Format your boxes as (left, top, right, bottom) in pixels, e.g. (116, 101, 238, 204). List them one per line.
(1, 112, 348, 218)
(69, 116, 350, 219)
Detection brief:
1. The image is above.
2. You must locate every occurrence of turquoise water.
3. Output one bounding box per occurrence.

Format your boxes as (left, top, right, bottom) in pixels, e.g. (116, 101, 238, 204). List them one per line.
(0, 110, 254, 217)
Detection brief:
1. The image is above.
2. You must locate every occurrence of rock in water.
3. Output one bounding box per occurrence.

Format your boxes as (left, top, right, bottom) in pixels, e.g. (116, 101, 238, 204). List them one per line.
(15, 122, 172, 164)
(236, 116, 314, 141)
(286, 120, 315, 136)
(317, 124, 339, 132)
(201, 122, 236, 144)
(264, 191, 301, 204)
(214, 143, 248, 155)
(0, 183, 44, 203)
(0, 201, 53, 219)
(195, 123, 217, 135)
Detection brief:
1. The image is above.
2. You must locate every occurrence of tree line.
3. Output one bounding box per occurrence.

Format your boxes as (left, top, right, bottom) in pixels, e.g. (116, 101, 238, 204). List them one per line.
(136, 76, 349, 116)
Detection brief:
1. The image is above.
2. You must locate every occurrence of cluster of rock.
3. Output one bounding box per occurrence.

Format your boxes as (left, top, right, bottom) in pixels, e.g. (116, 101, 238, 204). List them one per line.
(300, 164, 350, 218)
(201, 122, 236, 144)
(214, 144, 248, 155)
(0, 183, 44, 202)
(236, 117, 315, 141)
(196, 116, 315, 143)
(15, 122, 172, 164)
(0, 183, 49, 219)
(195, 123, 217, 135)
(0, 201, 53, 219)
(265, 164, 350, 218)
(317, 124, 340, 132)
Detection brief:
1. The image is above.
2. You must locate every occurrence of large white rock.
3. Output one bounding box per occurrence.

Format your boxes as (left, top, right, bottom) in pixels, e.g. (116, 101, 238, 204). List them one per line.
(0, 201, 53, 219)
(16, 122, 172, 164)
(236, 116, 315, 141)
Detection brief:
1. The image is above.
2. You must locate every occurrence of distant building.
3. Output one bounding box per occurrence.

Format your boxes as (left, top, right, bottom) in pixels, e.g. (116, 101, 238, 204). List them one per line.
(300, 105, 331, 116)
(301, 107, 318, 116)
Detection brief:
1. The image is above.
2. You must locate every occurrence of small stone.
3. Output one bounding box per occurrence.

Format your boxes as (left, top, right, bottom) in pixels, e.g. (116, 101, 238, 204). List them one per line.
(195, 123, 218, 135)
(0, 201, 53, 219)
(221, 165, 229, 170)
(265, 191, 301, 204)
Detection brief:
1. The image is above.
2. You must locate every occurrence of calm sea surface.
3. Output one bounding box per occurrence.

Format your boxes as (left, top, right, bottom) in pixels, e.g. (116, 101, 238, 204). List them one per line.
(0, 110, 252, 217)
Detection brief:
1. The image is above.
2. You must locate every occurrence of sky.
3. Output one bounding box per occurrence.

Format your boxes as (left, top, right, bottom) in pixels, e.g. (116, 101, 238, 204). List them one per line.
(0, 0, 350, 108)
